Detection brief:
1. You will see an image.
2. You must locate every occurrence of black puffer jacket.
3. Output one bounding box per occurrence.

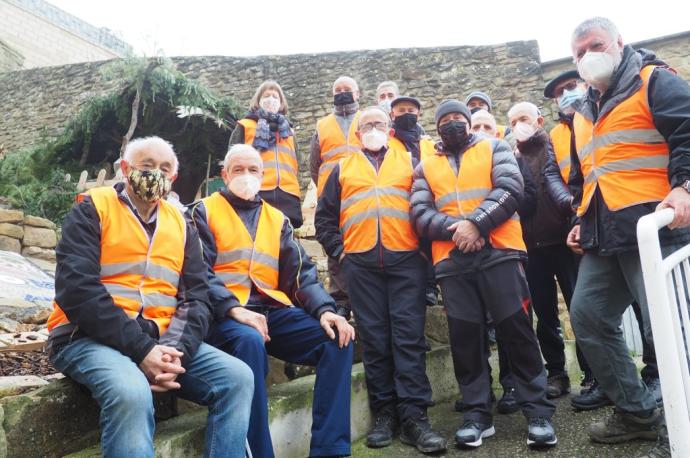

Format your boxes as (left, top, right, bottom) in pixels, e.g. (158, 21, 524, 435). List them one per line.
(410, 135, 525, 276)
(518, 129, 572, 249)
(572, 46, 690, 254)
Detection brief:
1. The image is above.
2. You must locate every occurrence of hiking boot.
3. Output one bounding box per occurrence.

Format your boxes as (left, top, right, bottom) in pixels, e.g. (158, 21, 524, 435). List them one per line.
(366, 408, 397, 448)
(454, 420, 495, 448)
(399, 415, 447, 453)
(580, 377, 596, 395)
(638, 423, 670, 458)
(571, 382, 613, 411)
(496, 388, 520, 414)
(644, 376, 663, 406)
(455, 391, 496, 412)
(527, 417, 557, 447)
(546, 373, 571, 399)
(588, 408, 661, 444)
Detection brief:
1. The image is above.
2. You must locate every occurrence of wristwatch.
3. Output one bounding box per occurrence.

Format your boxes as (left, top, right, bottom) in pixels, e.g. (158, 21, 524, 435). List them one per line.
(682, 180, 690, 194)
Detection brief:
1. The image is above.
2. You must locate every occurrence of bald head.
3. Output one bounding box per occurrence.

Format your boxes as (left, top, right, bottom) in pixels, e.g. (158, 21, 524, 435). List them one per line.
(358, 106, 390, 130)
(122, 136, 178, 175)
(471, 109, 498, 137)
(223, 144, 262, 172)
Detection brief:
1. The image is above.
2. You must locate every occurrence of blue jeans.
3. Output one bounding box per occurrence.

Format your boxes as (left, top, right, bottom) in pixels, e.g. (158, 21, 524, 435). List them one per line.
(210, 307, 353, 458)
(50, 338, 254, 458)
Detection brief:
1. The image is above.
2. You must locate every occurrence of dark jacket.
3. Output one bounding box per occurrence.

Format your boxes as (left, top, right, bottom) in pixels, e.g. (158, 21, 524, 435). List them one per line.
(516, 154, 538, 220)
(517, 129, 572, 249)
(48, 183, 212, 366)
(229, 123, 303, 228)
(315, 147, 419, 267)
(572, 46, 690, 254)
(189, 190, 336, 320)
(410, 135, 525, 277)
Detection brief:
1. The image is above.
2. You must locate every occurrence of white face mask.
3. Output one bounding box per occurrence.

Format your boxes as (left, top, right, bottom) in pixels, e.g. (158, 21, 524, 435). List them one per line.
(577, 45, 621, 88)
(361, 129, 388, 151)
(229, 173, 261, 200)
(378, 99, 392, 114)
(259, 96, 281, 114)
(513, 121, 537, 142)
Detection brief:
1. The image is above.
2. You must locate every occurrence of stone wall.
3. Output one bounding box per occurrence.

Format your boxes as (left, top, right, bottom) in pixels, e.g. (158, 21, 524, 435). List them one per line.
(0, 208, 58, 261)
(0, 0, 129, 69)
(0, 39, 23, 73)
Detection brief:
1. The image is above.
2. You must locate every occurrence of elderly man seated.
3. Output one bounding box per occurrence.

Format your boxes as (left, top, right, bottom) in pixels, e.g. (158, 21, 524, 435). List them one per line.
(190, 143, 355, 458)
(47, 136, 254, 458)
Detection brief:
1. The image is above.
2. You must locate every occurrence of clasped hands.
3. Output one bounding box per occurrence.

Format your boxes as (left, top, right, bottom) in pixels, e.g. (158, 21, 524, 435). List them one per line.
(447, 219, 485, 253)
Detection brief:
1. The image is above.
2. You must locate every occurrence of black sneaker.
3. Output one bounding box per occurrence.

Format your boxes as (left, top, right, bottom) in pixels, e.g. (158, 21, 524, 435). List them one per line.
(571, 382, 613, 411)
(644, 376, 663, 406)
(366, 408, 397, 448)
(527, 417, 558, 447)
(454, 420, 495, 448)
(497, 388, 520, 414)
(399, 415, 447, 453)
(638, 422, 670, 458)
(546, 373, 571, 399)
(588, 408, 661, 444)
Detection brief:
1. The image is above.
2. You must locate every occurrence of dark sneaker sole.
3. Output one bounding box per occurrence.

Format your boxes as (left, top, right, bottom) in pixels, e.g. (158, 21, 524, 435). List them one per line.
(527, 436, 558, 447)
(571, 399, 614, 411)
(399, 434, 448, 453)
(455, 426, 496, 448)
(366, 438, 392, 448)
(589, 430, 658, 444)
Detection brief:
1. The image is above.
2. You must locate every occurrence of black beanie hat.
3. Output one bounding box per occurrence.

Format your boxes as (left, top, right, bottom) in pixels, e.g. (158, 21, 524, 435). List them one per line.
(434, 99, 472, 128)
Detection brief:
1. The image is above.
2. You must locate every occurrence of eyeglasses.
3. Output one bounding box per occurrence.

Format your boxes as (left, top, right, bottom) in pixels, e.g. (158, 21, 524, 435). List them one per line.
(359, 121, 388, 133)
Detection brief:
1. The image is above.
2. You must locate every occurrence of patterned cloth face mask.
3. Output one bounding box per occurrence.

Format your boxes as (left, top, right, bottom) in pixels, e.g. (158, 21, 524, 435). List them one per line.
(127, 168, 173, 203)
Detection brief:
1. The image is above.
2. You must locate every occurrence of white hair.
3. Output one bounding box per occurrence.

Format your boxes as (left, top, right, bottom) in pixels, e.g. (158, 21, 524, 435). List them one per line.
(223, 143, 262, 170)
(471, 109, 497, 128)
(508, 102, 541, 120)
(376, 81, 399, 97)
(123, 136, 178, 173)
(332, 76, 359, 92)
(572, 17, 620, 42)
(358, 106, 391, 128)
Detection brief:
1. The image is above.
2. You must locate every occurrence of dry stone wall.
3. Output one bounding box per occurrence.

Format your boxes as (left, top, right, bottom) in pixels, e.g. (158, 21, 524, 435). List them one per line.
(0, 208, 58, 261)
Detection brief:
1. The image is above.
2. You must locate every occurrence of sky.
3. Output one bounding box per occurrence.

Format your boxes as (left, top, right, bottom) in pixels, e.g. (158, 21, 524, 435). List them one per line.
(50, 0, 689, 63)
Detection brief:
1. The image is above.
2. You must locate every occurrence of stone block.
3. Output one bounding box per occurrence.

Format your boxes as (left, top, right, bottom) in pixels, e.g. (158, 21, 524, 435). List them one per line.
(22, 246, 56, 261)
(0, 209, 23, 224)
(0, 297, 51, 324)
(0, 223, 23, 239)
(22, 226, 57, 249)
(23, 215, 56, 229)
(0, 376, 49, 398)
(0, 235, 21, 253)
(424, 305, 449, 344)
(299, 239, 324, 260)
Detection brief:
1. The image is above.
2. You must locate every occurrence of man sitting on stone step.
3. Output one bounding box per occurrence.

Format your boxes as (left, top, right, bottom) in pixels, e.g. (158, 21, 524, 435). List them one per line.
(191, 143, 355, 458)
(46, 136, 254, 458)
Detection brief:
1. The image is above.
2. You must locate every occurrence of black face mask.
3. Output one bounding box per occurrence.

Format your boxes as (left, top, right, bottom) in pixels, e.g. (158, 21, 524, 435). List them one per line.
(333, 91, 355, 106)
(439, 121, 469, 148)
(393, 113, 418, 131)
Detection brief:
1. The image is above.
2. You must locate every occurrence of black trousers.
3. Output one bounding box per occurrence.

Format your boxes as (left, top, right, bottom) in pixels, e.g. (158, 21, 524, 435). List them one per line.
(343, 254, 433, 420)
(439, 260, 555, 424)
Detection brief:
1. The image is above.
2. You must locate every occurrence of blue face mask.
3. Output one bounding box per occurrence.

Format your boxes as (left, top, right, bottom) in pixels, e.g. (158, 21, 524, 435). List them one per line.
(558, 87, 585, 111)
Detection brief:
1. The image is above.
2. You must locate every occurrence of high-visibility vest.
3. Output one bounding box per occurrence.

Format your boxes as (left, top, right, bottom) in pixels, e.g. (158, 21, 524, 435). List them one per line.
(316, 112, 362, 196)
(238, 118, 301, 198)
(338, 149, 418, 254)
(388, 136, 436, 161)
(496, 124, 508, 139)
(47, 187, 185, 335)
(549, 122, 573, 183)
(422, 139, 526, 265)
(574, 65, 670, 217)
(202, 192, 292, 307)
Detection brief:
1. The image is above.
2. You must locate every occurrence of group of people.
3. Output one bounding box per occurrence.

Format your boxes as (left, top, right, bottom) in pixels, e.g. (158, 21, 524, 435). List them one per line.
(45, 16, 690, 458)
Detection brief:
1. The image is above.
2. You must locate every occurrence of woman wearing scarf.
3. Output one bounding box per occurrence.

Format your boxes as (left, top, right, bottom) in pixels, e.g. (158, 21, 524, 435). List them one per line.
(229, 80, 303, 227)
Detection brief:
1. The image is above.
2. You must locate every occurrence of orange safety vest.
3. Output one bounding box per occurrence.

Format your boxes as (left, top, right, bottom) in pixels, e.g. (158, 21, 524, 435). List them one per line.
(238, 118, 301, 198)
(202, 192, 292, 307)
(47, 187, 185, 335)
(574, 65, 670, 217)
(422, 139, 526, 265)
(316, 112, 362, 196)
(388, 136, 436, 162)
(549, 122, 573, 183)
(338, 149, 418, 254)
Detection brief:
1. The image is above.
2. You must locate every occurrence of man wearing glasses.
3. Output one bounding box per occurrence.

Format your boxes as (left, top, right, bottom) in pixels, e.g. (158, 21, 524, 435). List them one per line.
(315, 106, 447, 454)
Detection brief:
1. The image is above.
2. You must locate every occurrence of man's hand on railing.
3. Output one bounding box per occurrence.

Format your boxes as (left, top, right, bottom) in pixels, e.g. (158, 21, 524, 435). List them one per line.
(657, 187, 690, 229)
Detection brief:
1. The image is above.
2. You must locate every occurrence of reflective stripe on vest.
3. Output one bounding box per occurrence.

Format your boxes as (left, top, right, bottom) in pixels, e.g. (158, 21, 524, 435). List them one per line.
(574, 66, 670, 216)
(338, 149, 418, 253)
(238, 118, 301, 198)
(421, 139, 525, 265)
(47, 187, 185, 335)
(387, 136, 437, 162)
(316, 112, 362, 196)
(549, 122, 573, 183)
(202, 192, 292, 306)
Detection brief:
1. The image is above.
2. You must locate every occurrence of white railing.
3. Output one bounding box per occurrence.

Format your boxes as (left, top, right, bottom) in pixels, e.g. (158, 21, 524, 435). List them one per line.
(638, 208, 690, 456)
